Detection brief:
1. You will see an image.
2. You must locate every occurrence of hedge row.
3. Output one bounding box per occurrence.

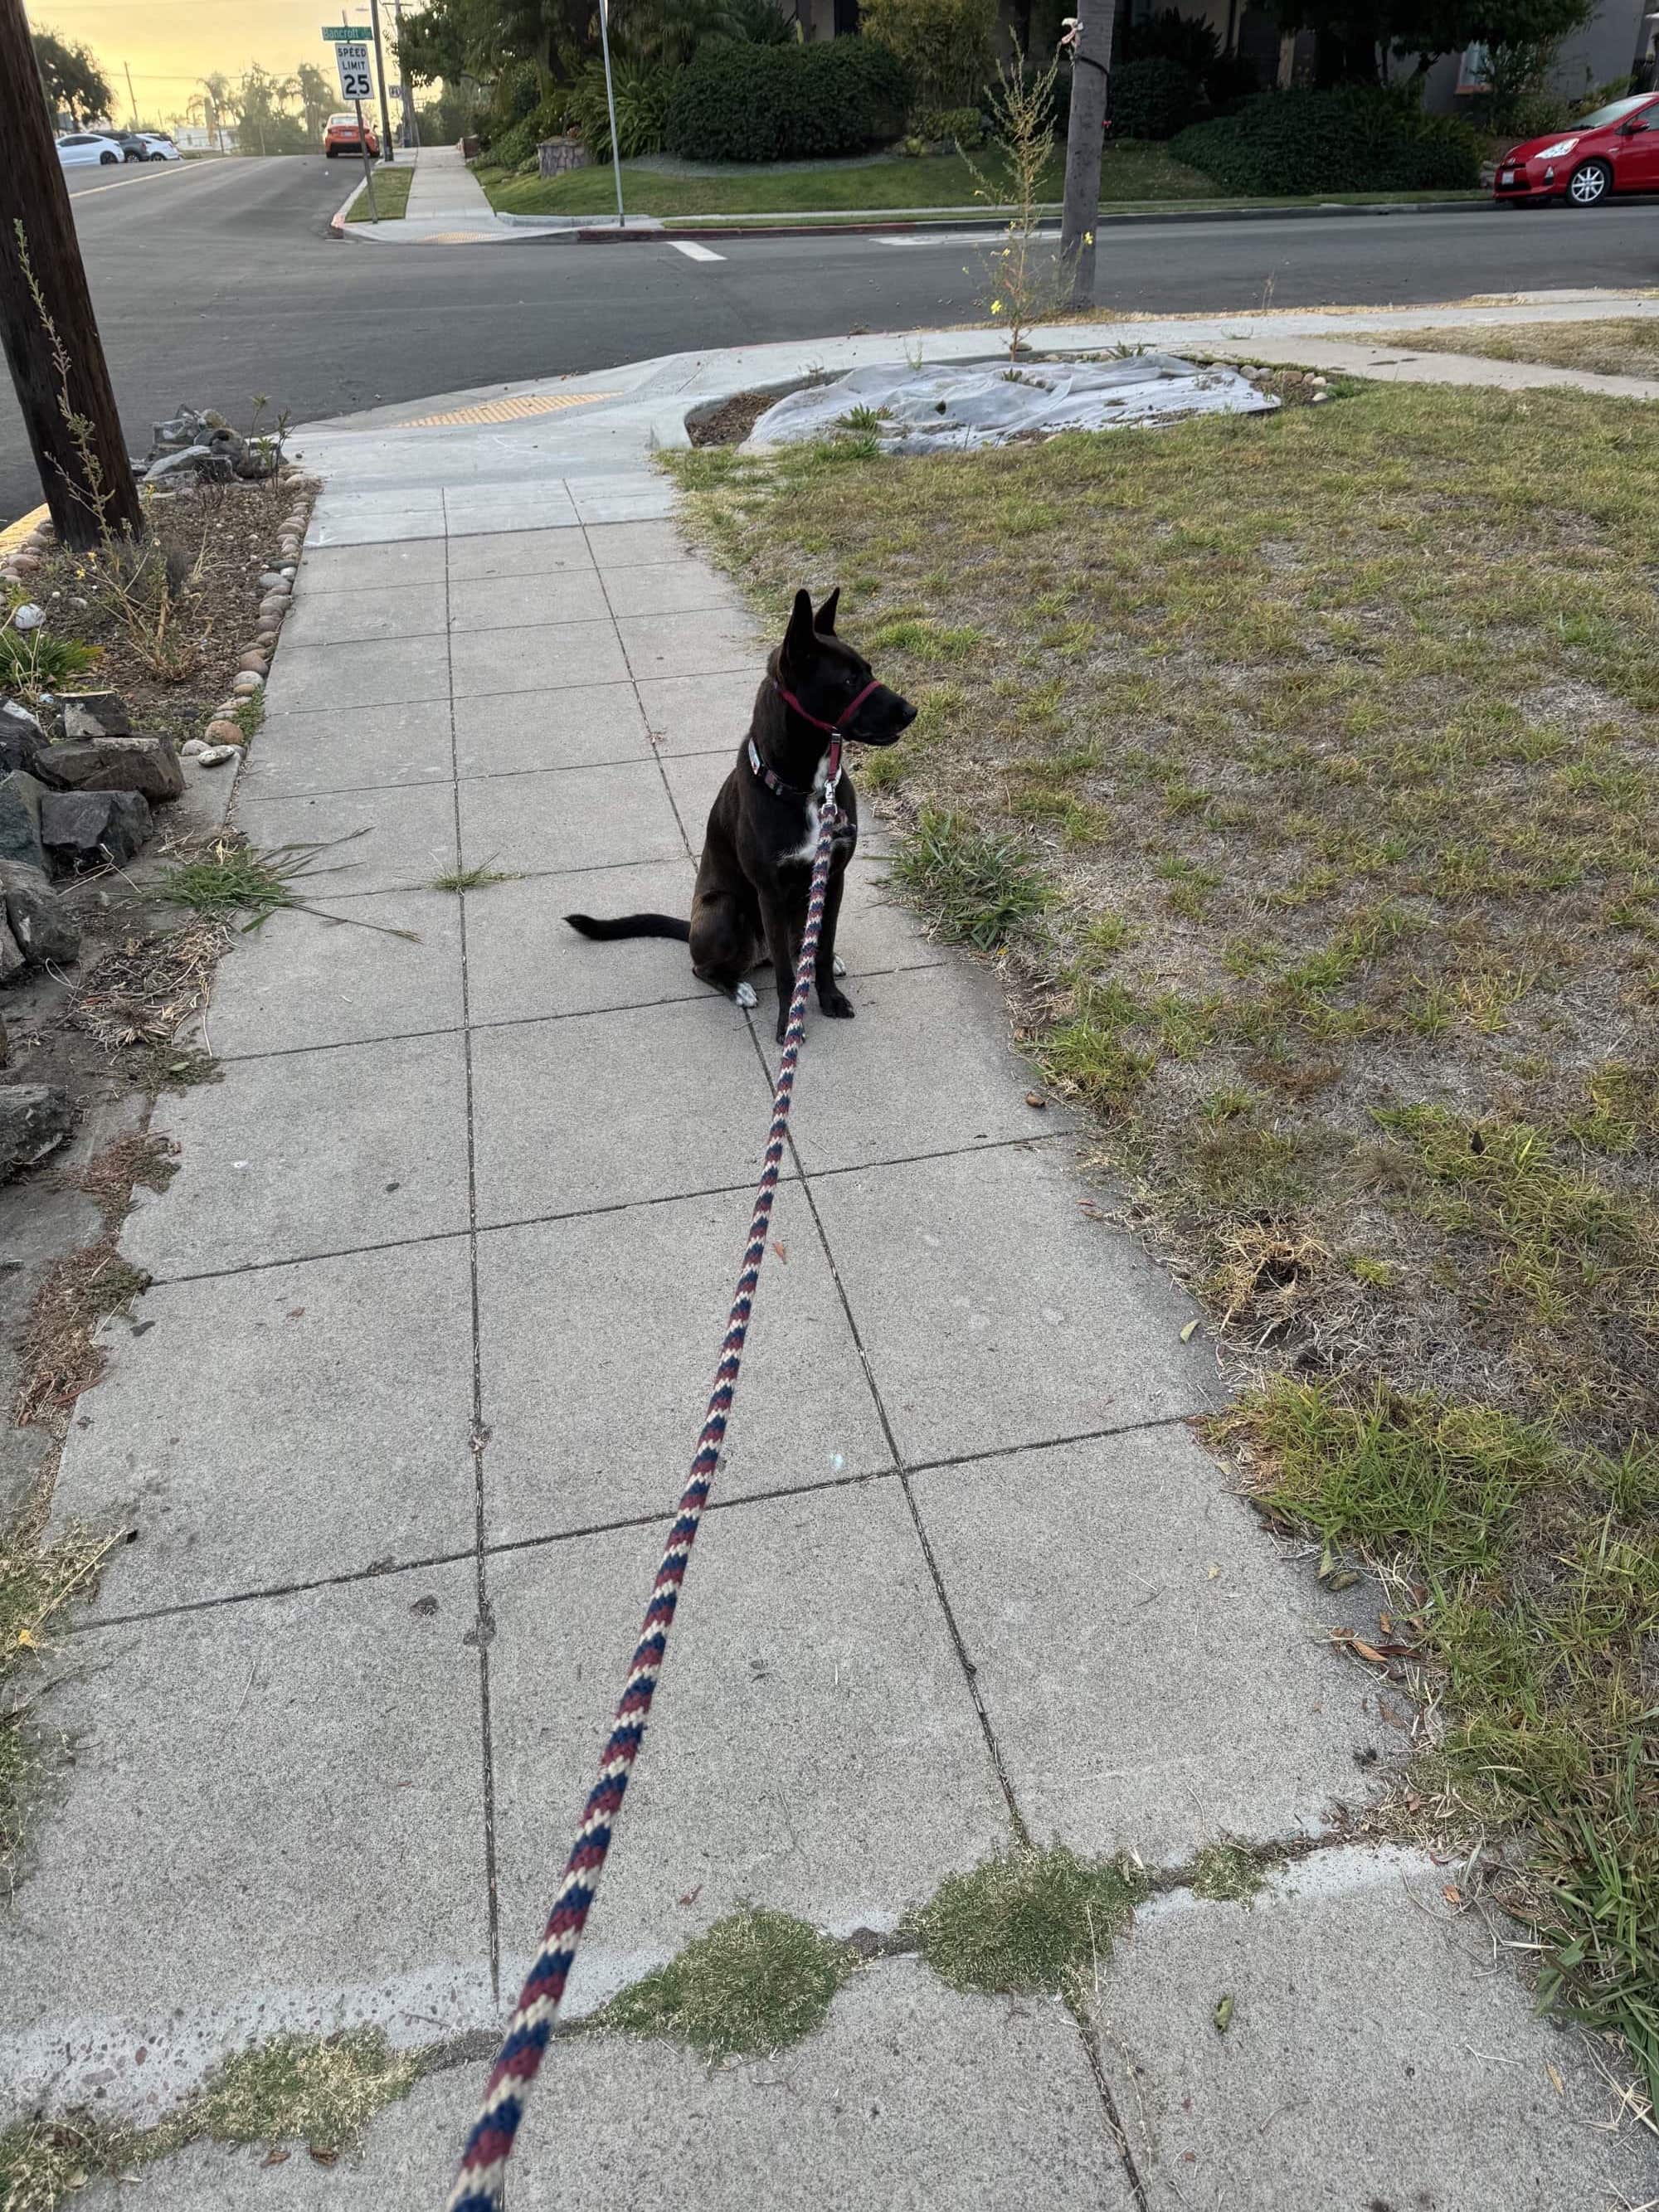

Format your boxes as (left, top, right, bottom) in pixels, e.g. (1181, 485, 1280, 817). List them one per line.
(1170, 87, 1481, 195)
(665, 37, 912, 163)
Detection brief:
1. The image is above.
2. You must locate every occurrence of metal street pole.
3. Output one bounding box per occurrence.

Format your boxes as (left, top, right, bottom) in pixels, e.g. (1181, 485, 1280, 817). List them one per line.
(597, 0, 625, 227)
(0, 0, 144, 545)
(368, 0, 396, 163)
(392, 0, 420, 147)
(343, 9, 378, 216)
(124, 61, 139, 127)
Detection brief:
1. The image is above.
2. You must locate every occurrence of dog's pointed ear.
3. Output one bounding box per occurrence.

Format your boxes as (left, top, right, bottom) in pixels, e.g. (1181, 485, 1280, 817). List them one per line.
(814, 587, 839, 635)
(781, 586, 815, 670)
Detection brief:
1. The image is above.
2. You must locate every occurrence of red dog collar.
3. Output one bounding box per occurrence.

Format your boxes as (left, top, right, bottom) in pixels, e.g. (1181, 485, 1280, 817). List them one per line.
(772, 676, 879, 738)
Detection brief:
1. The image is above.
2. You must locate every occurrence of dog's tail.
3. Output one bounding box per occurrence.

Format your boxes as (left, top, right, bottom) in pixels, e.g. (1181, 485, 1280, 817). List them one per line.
(564, 911, 691, 944)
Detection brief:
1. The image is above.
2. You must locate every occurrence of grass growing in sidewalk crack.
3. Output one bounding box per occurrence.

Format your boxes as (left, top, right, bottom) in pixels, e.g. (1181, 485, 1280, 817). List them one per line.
(158, 833, 419, 939)
(430, 861, 522, 893)
(594, 1908, 853, 2059)
(1, 1520, 119, 1891)
(0, 2029, 422, 2209)
(917, 1845, 1146, 2000)
(1186, 1841, 1267, 1906)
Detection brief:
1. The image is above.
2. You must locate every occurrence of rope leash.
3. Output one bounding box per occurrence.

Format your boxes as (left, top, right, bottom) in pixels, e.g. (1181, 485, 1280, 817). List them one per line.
(446, 751, 845, 2212)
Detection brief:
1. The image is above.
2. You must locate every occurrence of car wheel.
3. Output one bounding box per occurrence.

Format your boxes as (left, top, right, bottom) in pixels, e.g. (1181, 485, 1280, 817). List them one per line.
(1568, 158, 1612, 206)
(99, 151, 119, 164)
(326, 146, 337, 157)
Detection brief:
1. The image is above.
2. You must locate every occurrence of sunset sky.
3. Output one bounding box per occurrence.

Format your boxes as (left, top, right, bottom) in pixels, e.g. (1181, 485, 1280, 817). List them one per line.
(27, 0, 397, 124)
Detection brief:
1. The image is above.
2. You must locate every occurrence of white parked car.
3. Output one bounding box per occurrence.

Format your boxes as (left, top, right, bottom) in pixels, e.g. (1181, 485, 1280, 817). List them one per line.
(56, 132, 125, 168)
(139, 133, 182, 161)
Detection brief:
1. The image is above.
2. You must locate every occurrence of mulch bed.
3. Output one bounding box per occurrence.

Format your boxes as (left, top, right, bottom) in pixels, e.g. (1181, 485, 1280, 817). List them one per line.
(26, 477, 293, 747)
(688, 391, 785, 448)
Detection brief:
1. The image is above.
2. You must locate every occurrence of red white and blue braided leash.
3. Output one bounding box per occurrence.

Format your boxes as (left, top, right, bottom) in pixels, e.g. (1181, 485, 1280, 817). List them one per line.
(446, 741, 845, 2211)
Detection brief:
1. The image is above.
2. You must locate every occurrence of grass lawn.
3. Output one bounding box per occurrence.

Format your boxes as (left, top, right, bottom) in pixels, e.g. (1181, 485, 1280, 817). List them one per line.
(346, 163, 413, 221)
(1380, 314, 1659, 381)
(670, 381, 1659, 2103)
(475, 143, 1209, 218)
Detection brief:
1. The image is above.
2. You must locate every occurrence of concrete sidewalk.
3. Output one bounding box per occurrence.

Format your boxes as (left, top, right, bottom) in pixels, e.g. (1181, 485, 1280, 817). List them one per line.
(339, 141, 542, 246)
(3, 313, 1656, 2210)
(338, 140, 663, 246)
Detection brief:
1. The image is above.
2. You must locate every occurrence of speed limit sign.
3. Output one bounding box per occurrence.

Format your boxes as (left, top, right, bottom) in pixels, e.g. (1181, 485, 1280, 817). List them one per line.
(333, 41, 372, 100)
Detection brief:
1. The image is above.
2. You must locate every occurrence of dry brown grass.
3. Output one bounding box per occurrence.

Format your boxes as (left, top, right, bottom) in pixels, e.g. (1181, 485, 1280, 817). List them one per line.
(669, 378, 1659, 1448)
(69, 918, 225, 1057)
(1377, 314, 1659, 381)
(669, 377, 1659, 2088)
(12, 1134, 170, 1431)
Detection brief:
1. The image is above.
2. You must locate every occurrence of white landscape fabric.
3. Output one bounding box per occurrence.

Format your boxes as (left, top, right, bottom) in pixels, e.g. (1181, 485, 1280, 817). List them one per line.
(748, 353, 1277, 451)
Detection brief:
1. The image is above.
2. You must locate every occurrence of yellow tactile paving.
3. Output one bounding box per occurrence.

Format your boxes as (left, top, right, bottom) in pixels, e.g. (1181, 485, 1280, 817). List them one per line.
(402, 392, 620, 427)
(0, 503, 48, 553)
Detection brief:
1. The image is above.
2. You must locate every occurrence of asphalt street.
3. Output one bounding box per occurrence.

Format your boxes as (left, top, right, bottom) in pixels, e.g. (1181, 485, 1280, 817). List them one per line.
(4, 151, 1658, 523)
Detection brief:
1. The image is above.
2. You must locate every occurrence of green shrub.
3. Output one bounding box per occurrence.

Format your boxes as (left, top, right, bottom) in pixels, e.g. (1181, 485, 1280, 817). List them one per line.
(665, 35, 911, 161)
(861, 0, 996, 110)
(1129, 5, 1219, 75)
(1111, 56, 1197, 139)
(1170, 87, 1481, 195)
(478, 59, 541, 150)
(1202, 51, 1260, 116)
(484, 91, 571, 173)
(917, 103, 985, 146)
(564, 58, 674, 160)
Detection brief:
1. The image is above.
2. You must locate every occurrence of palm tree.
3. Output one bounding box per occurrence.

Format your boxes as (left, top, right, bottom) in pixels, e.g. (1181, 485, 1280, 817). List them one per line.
(295, 61, 333, 143)
(197, 71, 234, 152)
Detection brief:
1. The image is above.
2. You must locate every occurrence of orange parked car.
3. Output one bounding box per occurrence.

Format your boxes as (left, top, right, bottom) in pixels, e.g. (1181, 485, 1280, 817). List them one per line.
(324, 111, 379, 158)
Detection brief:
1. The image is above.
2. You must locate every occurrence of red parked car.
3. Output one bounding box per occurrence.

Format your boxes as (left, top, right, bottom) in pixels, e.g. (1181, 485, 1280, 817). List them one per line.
(1493, 90, 1659, 207)
(324, 111, 379, 158)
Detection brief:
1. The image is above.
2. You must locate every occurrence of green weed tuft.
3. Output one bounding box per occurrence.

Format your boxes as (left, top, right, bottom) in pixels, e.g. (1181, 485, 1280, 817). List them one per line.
(0, 2029, 422, 2209)
(139, 2030, 421, 2162)
(892, 806, 1048, 951)
(1186, 1841, 1266, 1906)
(596, 1908, 851, 2060)
(0, 624, 97, 700)
(917, 1845, 1146, 2000)
(431, 863, 521, 892)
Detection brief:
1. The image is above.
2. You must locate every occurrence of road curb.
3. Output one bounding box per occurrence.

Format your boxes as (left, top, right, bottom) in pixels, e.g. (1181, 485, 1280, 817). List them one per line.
(668, 197, 1489, 240)
(327, 180, 362, 237)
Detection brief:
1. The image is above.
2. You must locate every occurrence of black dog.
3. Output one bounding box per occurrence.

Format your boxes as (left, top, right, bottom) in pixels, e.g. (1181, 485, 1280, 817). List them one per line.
(566, 588, 915, 1043)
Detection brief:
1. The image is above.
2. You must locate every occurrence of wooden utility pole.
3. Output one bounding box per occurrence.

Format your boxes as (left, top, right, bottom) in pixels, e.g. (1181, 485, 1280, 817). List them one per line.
(0, 0, 143, 546)
(1059, 0, 1115, 309)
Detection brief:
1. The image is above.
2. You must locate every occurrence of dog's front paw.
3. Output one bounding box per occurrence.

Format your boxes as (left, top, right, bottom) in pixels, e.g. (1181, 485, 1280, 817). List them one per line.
(819, 986, 855, 1020)
(774, 1007, 791, 1045)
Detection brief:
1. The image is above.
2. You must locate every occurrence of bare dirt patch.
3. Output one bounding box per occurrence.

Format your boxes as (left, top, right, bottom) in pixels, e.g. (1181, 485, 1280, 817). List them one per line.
(688, 389, 787, 449)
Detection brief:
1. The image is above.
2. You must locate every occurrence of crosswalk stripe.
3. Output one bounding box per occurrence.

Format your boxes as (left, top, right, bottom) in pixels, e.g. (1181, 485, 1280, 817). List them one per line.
(670, 239, 726, 262)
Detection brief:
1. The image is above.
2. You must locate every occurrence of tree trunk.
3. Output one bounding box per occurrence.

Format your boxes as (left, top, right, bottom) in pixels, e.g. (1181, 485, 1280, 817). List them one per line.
(0, 0, 143, 549)
(1059, 0, 1115, 309)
